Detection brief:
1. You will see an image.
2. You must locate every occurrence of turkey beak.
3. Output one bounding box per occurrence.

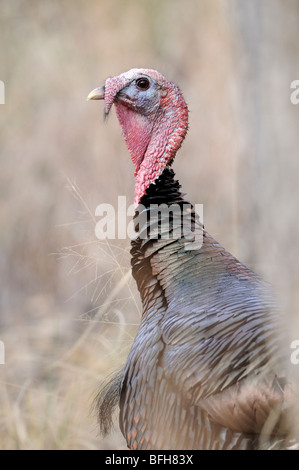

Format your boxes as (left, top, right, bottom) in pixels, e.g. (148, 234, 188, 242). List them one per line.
(87, 86, 105, 101)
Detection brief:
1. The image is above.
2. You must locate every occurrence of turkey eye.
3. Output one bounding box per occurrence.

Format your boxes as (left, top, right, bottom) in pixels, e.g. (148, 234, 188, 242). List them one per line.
(136, 78, 150, 90)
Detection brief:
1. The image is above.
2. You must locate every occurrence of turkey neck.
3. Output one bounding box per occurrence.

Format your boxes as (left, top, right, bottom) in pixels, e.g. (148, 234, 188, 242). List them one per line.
(138, 166, 186, 208)
(130, 166, 197, 312)
(135, 166, 195, 237)
(112, 80, 188, 206)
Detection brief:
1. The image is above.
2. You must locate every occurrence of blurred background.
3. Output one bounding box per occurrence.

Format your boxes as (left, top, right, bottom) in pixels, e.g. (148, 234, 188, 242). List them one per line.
(0, 0, 299, 449)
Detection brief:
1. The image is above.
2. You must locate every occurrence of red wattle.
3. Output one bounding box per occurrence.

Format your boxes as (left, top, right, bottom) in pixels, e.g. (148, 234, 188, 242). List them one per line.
(115, 103, 153, 173)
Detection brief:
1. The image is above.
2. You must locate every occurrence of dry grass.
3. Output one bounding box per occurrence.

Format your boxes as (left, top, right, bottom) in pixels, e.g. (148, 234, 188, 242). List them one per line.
(0, 186, 140, 449)
(1, 0, 299, 449)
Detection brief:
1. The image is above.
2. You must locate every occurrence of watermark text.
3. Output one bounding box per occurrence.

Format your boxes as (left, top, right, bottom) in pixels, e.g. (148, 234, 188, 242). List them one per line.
(95, 196, 203, 250)
(290, 80, 299, 104)
(290, 340, 299, 365)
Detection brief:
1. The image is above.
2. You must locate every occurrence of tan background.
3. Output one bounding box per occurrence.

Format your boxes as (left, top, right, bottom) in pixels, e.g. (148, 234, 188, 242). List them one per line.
(0, 0, 299, 449)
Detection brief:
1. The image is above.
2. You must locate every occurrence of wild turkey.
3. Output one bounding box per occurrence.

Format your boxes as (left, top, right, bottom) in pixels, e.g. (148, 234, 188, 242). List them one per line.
(88, 69, 293, 450)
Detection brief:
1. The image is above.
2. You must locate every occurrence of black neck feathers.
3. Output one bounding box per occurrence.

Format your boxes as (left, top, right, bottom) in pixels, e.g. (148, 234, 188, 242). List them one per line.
(130, 167, 198, 312)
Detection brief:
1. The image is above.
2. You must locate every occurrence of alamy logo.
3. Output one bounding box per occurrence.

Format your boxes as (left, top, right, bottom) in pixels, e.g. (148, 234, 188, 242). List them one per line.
(95, 196, 203, 250)
(0, 80, 4, 104)
(290, 340, 299, 365)
(290, 80, 299, 105)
